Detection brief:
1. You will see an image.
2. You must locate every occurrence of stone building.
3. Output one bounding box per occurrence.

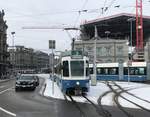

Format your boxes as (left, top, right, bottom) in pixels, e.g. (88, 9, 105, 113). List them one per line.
(35, 51, 49, 71)
(8, 46, 49, 73)
(0, 10, 9, 79)
(74, 39, 129, 63)
(79, 13, 150, 62)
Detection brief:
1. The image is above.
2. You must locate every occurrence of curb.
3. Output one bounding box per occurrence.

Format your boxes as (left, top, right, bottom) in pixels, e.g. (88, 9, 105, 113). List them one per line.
(0, 77, 15, 83)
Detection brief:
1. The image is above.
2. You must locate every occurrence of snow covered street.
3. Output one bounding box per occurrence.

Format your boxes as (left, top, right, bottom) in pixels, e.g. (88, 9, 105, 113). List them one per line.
(38, 74, 150, 110)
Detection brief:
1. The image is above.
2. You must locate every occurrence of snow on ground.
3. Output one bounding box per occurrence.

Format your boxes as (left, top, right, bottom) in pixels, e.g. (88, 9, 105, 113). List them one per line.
(37, 74, 150, 109)
(36, 74, 50, 79)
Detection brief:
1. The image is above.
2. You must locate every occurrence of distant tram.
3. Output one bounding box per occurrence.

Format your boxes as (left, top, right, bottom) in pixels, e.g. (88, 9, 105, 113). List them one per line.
(89, 62, 147, 82)
(55, 50, 90, 94)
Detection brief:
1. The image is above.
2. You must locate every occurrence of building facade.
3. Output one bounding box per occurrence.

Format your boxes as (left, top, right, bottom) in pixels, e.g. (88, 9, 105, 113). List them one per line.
(0, 10, 9, 79)
(79, 13, 150, 62)
(74, 39, 129, 63)
(8, 46, 49, 73)
(35, 51, 49, 71)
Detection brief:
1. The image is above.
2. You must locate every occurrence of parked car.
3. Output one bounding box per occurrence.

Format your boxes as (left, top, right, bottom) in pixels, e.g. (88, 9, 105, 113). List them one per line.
(15, 74, 37, 91)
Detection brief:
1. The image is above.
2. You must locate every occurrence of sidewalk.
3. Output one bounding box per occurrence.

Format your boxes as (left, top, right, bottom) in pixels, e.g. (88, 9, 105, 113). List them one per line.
(0, 75, 15, 83)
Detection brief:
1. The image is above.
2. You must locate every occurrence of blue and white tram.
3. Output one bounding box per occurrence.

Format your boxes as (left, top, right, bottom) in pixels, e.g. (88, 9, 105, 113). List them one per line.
(55, 50, 90, 94)
(89, 62, 147, 82)
(123, 62, 147, 81)
(96, 63, 119, 81)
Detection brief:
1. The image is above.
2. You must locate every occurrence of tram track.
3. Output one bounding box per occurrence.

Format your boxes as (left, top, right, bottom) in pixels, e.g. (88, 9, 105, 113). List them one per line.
(106, 82, 134, 117)
(112, 81, 150, 104)
(67, 95, 87, 117)
(110, 82, 150, 112)
(82, 95, 111, 117)
(106, 81, 150, 117)
(64, 92, 112, 117)
(97, 90, 113, 117)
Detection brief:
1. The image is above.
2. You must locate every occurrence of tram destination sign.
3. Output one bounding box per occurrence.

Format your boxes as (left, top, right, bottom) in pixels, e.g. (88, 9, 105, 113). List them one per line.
(71, 50, 83, 59)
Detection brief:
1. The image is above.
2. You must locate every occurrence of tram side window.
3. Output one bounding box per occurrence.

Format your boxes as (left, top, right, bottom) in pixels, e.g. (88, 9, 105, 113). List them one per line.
(97, 68, 103, 74)
(139, 67, 146, 75)
(124, 67, 146, 75)
(108, 68, 118, 75)
(97, 68, 118, 75)
(130, 68, 135, 75)
(90, 68, 93, 74)
(124, 67, 135, 75)
(63, 61, 69, 77)
(124, 67, 128, 75)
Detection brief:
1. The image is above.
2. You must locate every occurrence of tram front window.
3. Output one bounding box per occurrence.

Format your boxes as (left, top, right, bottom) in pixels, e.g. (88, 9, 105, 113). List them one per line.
(63, 61, 69, 77)
(71, 61, 84, 76)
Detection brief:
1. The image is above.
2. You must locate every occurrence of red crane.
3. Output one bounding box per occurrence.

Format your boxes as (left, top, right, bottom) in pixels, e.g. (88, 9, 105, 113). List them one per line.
(135, 0, 144, 61)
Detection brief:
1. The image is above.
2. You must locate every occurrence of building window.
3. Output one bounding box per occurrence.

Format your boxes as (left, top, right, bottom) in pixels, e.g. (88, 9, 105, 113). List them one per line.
(76, 47, 82, 51)
(106, 59, 112, 63)
(86, 46, 93, 52)
(105, 46, 111, 56)
(118, 59, 124, 63)
(102, 47, 106, 56)
(96, 47, 102, 56)
(117, 46, 123, 56)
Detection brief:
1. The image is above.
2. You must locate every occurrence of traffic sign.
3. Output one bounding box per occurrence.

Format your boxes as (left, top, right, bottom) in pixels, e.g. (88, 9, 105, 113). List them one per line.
(49, 40, 55, 49)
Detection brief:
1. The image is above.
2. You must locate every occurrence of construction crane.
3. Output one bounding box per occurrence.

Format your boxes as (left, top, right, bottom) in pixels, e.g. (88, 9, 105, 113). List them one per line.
(22, 25, 80, 51)
(135, 0, 144, 61)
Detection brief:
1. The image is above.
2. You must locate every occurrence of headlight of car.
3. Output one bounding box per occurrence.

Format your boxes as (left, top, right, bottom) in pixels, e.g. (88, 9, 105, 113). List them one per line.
(29, 80, 35, 84)
(16, 81, 20, 84)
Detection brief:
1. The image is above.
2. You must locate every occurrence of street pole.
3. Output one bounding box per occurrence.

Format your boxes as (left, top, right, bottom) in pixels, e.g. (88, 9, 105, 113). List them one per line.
(51, 41, 54, 95)
(128, 63, 130, 84)
(11, 32, 15, 77)
(49, 40, 55, 95)
(130, 19, 133, 61)
(127, 18, 135, 60)
(92, 25, 97, 86)
(127, 18, 135, 84)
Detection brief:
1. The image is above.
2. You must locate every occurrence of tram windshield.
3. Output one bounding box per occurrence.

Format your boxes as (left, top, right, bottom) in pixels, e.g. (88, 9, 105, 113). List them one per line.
(71, 61, 84, 76)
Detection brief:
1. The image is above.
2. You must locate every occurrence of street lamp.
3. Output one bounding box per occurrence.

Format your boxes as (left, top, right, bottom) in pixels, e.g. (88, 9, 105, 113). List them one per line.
(105, 31, 111, 39)
(91, 25, 98, 86)
(11, 32, 15, 76)
(127, 18, 135, 61)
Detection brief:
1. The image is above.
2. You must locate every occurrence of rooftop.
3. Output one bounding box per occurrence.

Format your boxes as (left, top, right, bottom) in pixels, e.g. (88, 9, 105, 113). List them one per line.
(80, 13, 150, 46)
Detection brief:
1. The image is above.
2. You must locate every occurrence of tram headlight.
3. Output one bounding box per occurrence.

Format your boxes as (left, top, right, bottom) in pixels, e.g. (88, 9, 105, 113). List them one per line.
(86, 83, 89, 87)
(76, 81, 80, 85)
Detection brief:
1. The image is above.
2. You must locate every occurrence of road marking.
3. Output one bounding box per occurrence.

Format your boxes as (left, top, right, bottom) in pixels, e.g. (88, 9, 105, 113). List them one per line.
(0, 87, 12, 94)
(0, 87, 16, 117)
(0, 107, 16, 117)
(0, 85, 10, 89)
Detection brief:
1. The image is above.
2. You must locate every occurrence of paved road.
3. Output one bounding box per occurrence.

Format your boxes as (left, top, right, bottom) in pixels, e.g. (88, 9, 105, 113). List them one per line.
(0, 78, 149, 117)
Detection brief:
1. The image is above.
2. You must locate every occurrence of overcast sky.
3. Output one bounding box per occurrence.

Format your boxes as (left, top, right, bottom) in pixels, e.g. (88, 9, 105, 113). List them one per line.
(1, 0, 150, 53)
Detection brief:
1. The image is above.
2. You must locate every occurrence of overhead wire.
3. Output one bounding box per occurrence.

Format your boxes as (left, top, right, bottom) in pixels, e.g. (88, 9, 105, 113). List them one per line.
(72, 0, 89, 48)
(103, 0, 108, 7)
(102, 0, 108, 14)
(74, 0, 89, 27)
(97, 0, 116, 17)
(107, 0, 116, 8)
